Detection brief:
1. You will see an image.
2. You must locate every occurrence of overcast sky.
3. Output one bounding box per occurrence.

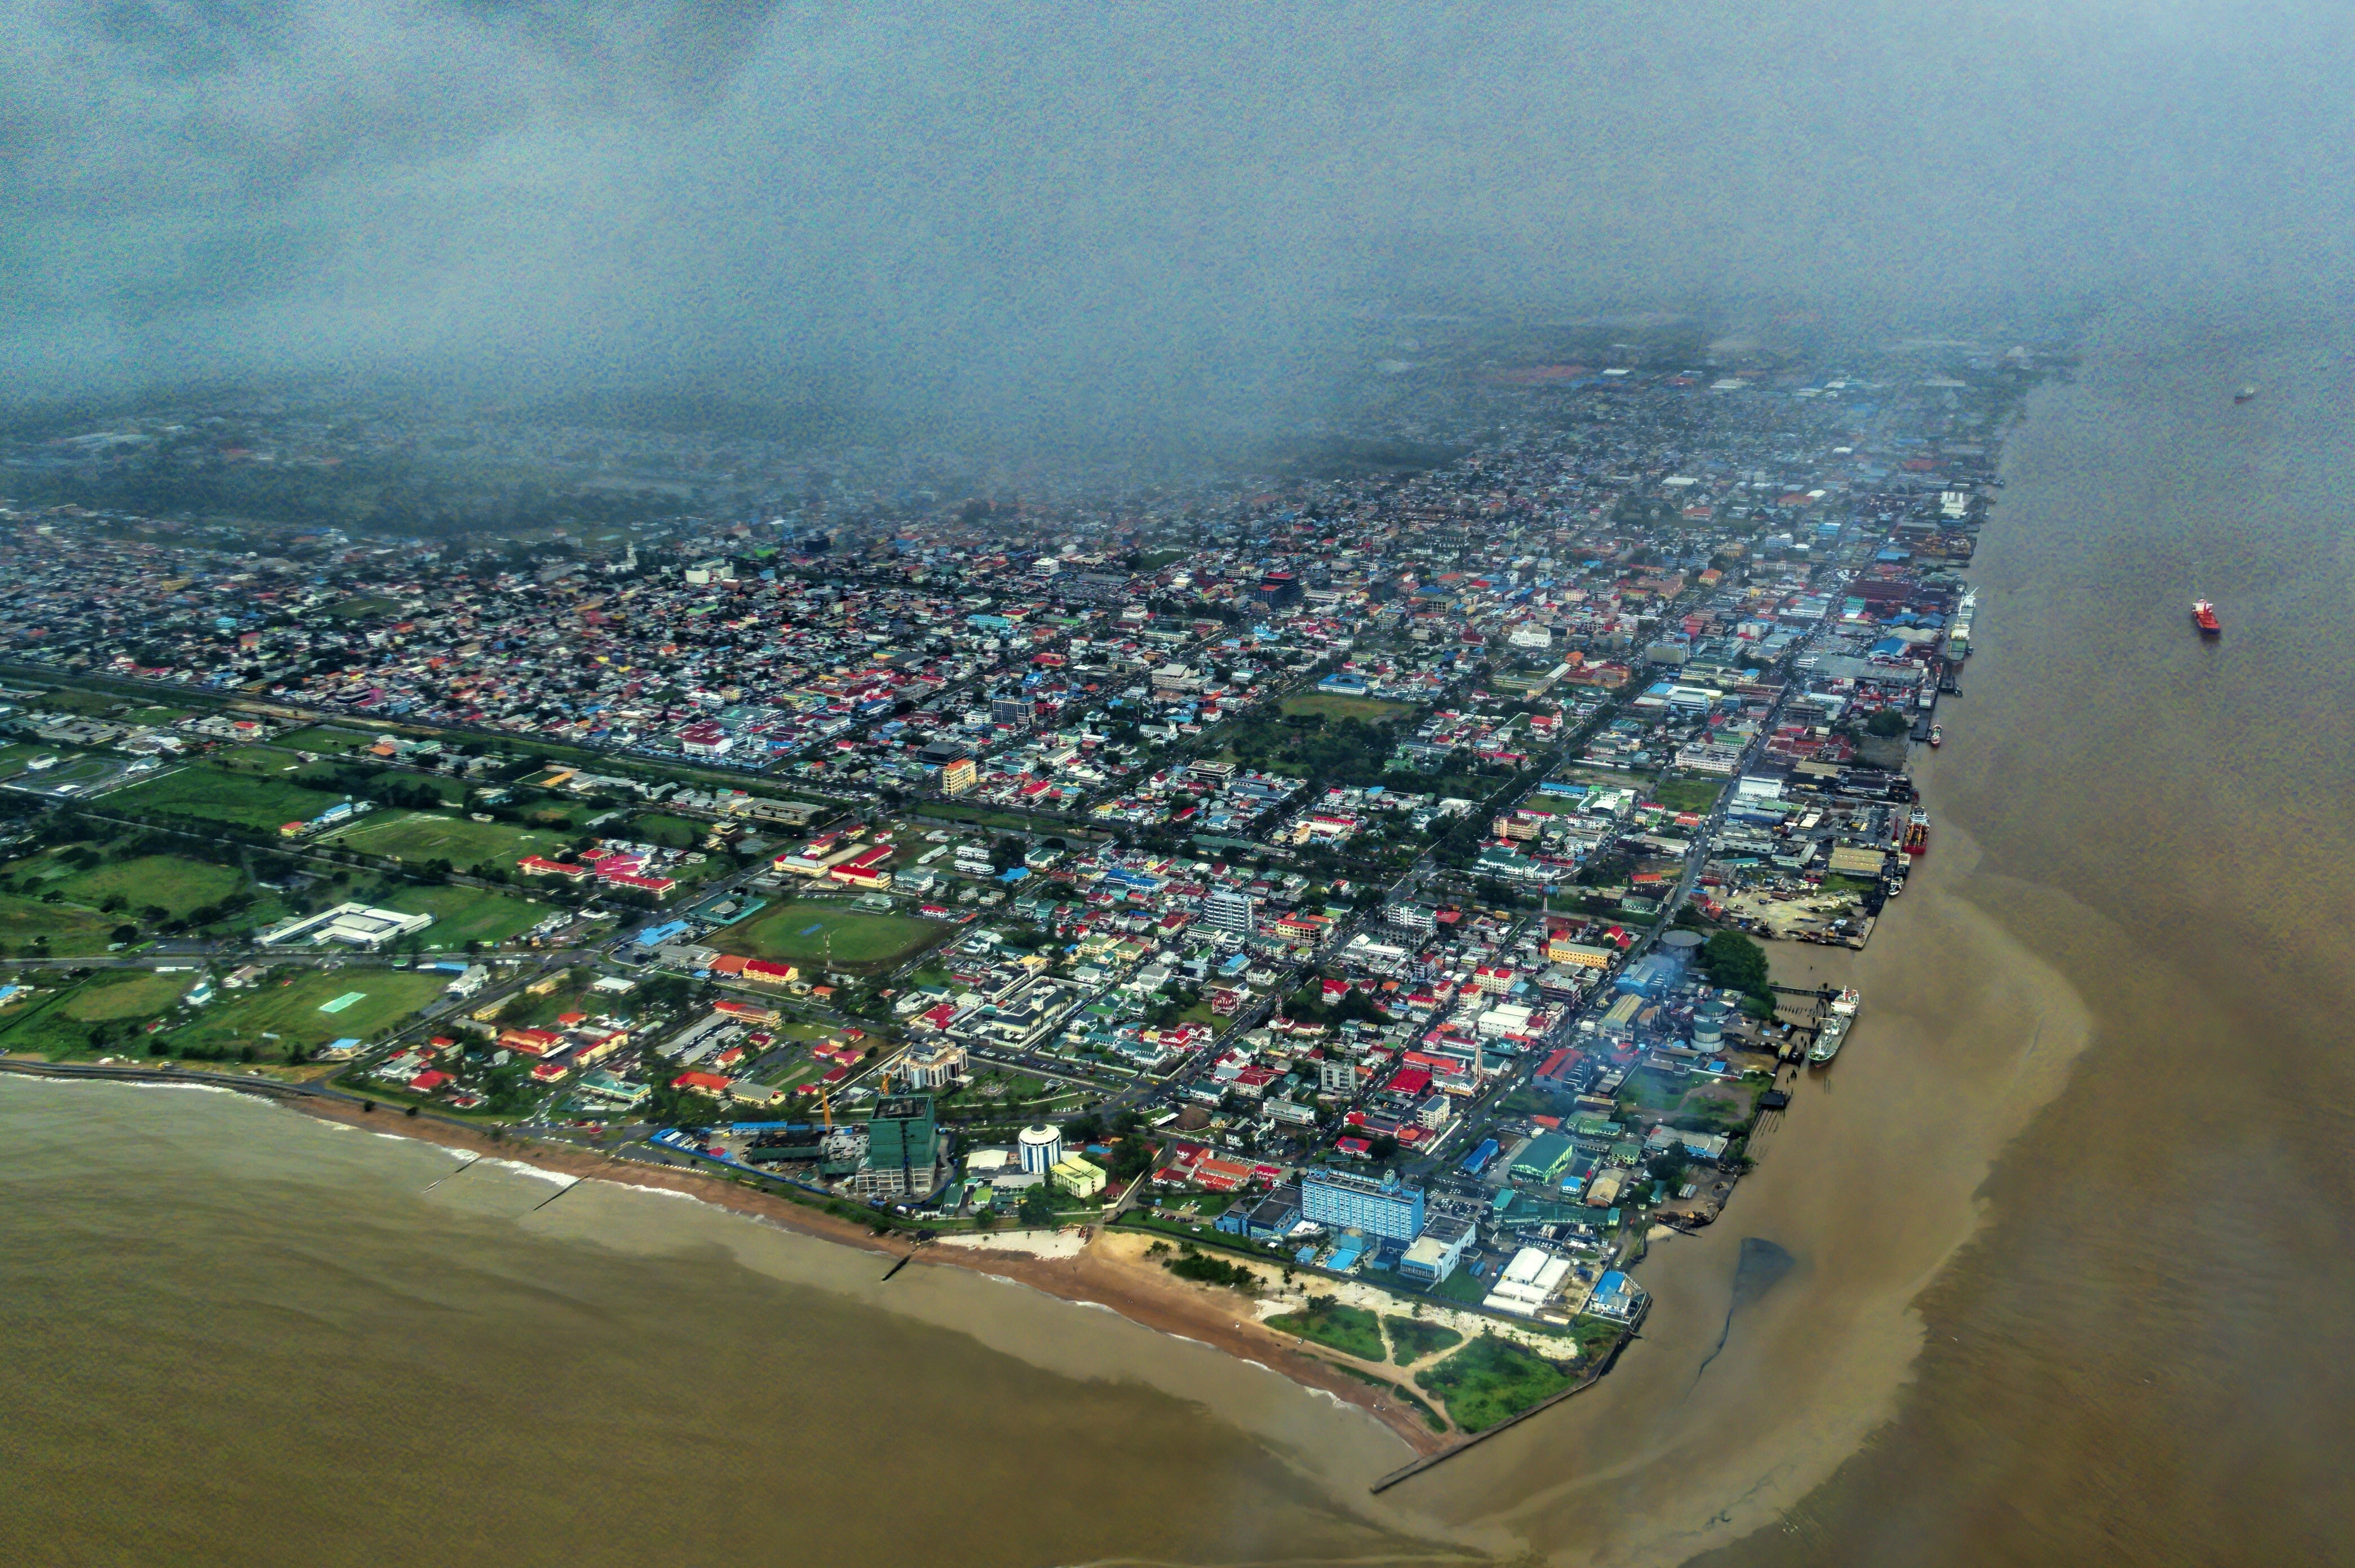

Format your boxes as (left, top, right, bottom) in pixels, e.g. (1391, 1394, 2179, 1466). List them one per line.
(5, 0, 2350, 428)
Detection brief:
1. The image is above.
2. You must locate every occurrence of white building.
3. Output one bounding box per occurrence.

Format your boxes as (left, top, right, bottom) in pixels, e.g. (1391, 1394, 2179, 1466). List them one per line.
(258, 903, 435, 951)
(1017, 1122, 1064, 1175)
(1482, 1245, 1574, 1318)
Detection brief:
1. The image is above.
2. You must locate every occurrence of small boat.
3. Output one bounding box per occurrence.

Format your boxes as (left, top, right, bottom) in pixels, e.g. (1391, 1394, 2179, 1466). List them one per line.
(2234, 385, 2259, 404)
(1808, 987, 1863, 1064)
(2192, 600, 2221, 636)
(1928, 724, 1944, 747)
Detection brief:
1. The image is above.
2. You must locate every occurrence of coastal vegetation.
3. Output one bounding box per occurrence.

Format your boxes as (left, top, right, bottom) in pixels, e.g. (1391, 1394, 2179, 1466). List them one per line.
(1384, 1315, 1464, 1364)
(1419, 1333, 1577, 1433)
(1156, 1241, 1261, 1295)
(1267, 1295, 1385, 1361)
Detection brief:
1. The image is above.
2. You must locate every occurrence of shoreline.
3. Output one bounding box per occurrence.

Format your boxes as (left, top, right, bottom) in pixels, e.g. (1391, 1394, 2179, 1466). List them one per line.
(0, 1059, 1445, 1459)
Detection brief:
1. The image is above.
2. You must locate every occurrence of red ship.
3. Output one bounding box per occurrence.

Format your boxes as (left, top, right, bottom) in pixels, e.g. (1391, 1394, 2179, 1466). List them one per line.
(2192, 600, 2221, 636)
(1902, 809, 1930, 856)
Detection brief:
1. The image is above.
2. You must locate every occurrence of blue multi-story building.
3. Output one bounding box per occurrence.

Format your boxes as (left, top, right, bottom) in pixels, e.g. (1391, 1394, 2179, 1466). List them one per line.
(1301, 1169, 1425, 1242)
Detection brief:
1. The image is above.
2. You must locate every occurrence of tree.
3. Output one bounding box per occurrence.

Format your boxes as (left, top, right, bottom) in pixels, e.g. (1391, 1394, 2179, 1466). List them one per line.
(1017, 1183, 1059, 1226)
(1697, 929, 1772, 1002)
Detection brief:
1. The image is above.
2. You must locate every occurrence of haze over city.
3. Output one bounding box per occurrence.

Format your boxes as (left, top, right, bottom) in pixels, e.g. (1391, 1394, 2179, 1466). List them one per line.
(9, 1, 2351, 438)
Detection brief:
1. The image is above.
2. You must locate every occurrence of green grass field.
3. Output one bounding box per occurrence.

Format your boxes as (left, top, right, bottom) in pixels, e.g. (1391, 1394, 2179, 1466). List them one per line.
(1280, 692, 1418, 724)
(211, 743, 313, 777)
(323, 810, 566, 867)
(109, 765, 349, 832)
(1384, 1315, 1464, 1365)
(375, 884, 548, 948)
(1649, 777, 1726, 813)
(626, 812, 705, 849)
(31, 688, 125, 715)
(1419, 1334, 1575, 1433)
(0, 972, 191, 1058)
(60, 971, 189, 1021)
(168, 969, 446, 1057)
(1265, 1299, 1386, 1361)
(712, 900, 947, 972)
(22, 854, 249, 922)
(278, 725, 383, 754)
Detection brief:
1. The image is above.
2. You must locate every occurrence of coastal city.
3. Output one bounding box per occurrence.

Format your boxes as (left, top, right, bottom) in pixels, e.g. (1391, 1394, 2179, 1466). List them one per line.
(0, 324, 2029, 1449)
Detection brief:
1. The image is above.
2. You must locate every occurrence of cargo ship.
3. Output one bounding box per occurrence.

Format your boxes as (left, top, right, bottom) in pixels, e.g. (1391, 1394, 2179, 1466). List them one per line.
(2192, 600, 2221, 636)
(1928, 723, 1944, 747)
(1808, 987, 1862, 1064)
(1902, 809, 1930, 854)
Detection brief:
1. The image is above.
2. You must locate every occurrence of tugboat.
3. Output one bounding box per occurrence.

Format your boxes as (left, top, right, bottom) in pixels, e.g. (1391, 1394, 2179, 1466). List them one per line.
(1902, 809, 1930, 855)
(1928, 723, 1944, 747)
(1808, 987, 1863, 1065)
(2192, 600, 2221, 636)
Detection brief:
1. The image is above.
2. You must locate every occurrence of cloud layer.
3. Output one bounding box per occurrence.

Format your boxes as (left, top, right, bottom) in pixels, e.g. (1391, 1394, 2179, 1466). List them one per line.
(6, 1, 2351, 427)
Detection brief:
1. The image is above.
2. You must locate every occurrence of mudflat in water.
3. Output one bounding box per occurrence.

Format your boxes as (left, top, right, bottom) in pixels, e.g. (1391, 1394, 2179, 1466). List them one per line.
(7, 312, 2350, 1567)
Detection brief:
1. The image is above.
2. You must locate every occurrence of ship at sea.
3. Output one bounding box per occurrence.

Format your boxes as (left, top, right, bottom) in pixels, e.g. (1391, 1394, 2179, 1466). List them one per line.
(1808, 987, 1863, 1064)
(2193, 600, 2221, 636)
(2234, 384, 2259, 403)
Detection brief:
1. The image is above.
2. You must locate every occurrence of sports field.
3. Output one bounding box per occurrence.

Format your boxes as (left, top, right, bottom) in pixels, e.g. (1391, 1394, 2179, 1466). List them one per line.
(710, 900, 946, 972)
(1280, 692, 1418, 723)
(109, 765, 348, 831)
(376, 884, 548, 947)
(322, 811, 566, 867)
(167, 969, 446, 1057)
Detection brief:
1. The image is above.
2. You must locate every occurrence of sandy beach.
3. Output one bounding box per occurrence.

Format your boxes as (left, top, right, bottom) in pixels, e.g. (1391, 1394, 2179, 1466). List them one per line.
(262, 1089, 1452, 1457)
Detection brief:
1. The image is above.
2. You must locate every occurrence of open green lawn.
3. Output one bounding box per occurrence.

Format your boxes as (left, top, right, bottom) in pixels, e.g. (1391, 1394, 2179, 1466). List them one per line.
(0, 893, 113, 954)
(323, 810, 567, 867)
(168, 969, 446, 1057)
(1649, 777, 1726, 814)
(31, 688, 125, 715)
(374, 884, 548, 948)
(109, 765, 348, 832)
(211, 743, 313, 777)
(1431, 1264, 1497, 1307)
(1280, 692, 1418, 724)
(1384, 1315, 1464, 1365)
(626, 812, 705, 849)
(326, 595, 402, 621)
(0, 972, 191, 1058)
(711, 900, 947, 972)
(7, 853, 247, 922)
(60, 971, 189, 1022)
(279, 725, 382, 755)
(1266, 1298, 1386, 1362)
(1419, 1334, 1575, 1433)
